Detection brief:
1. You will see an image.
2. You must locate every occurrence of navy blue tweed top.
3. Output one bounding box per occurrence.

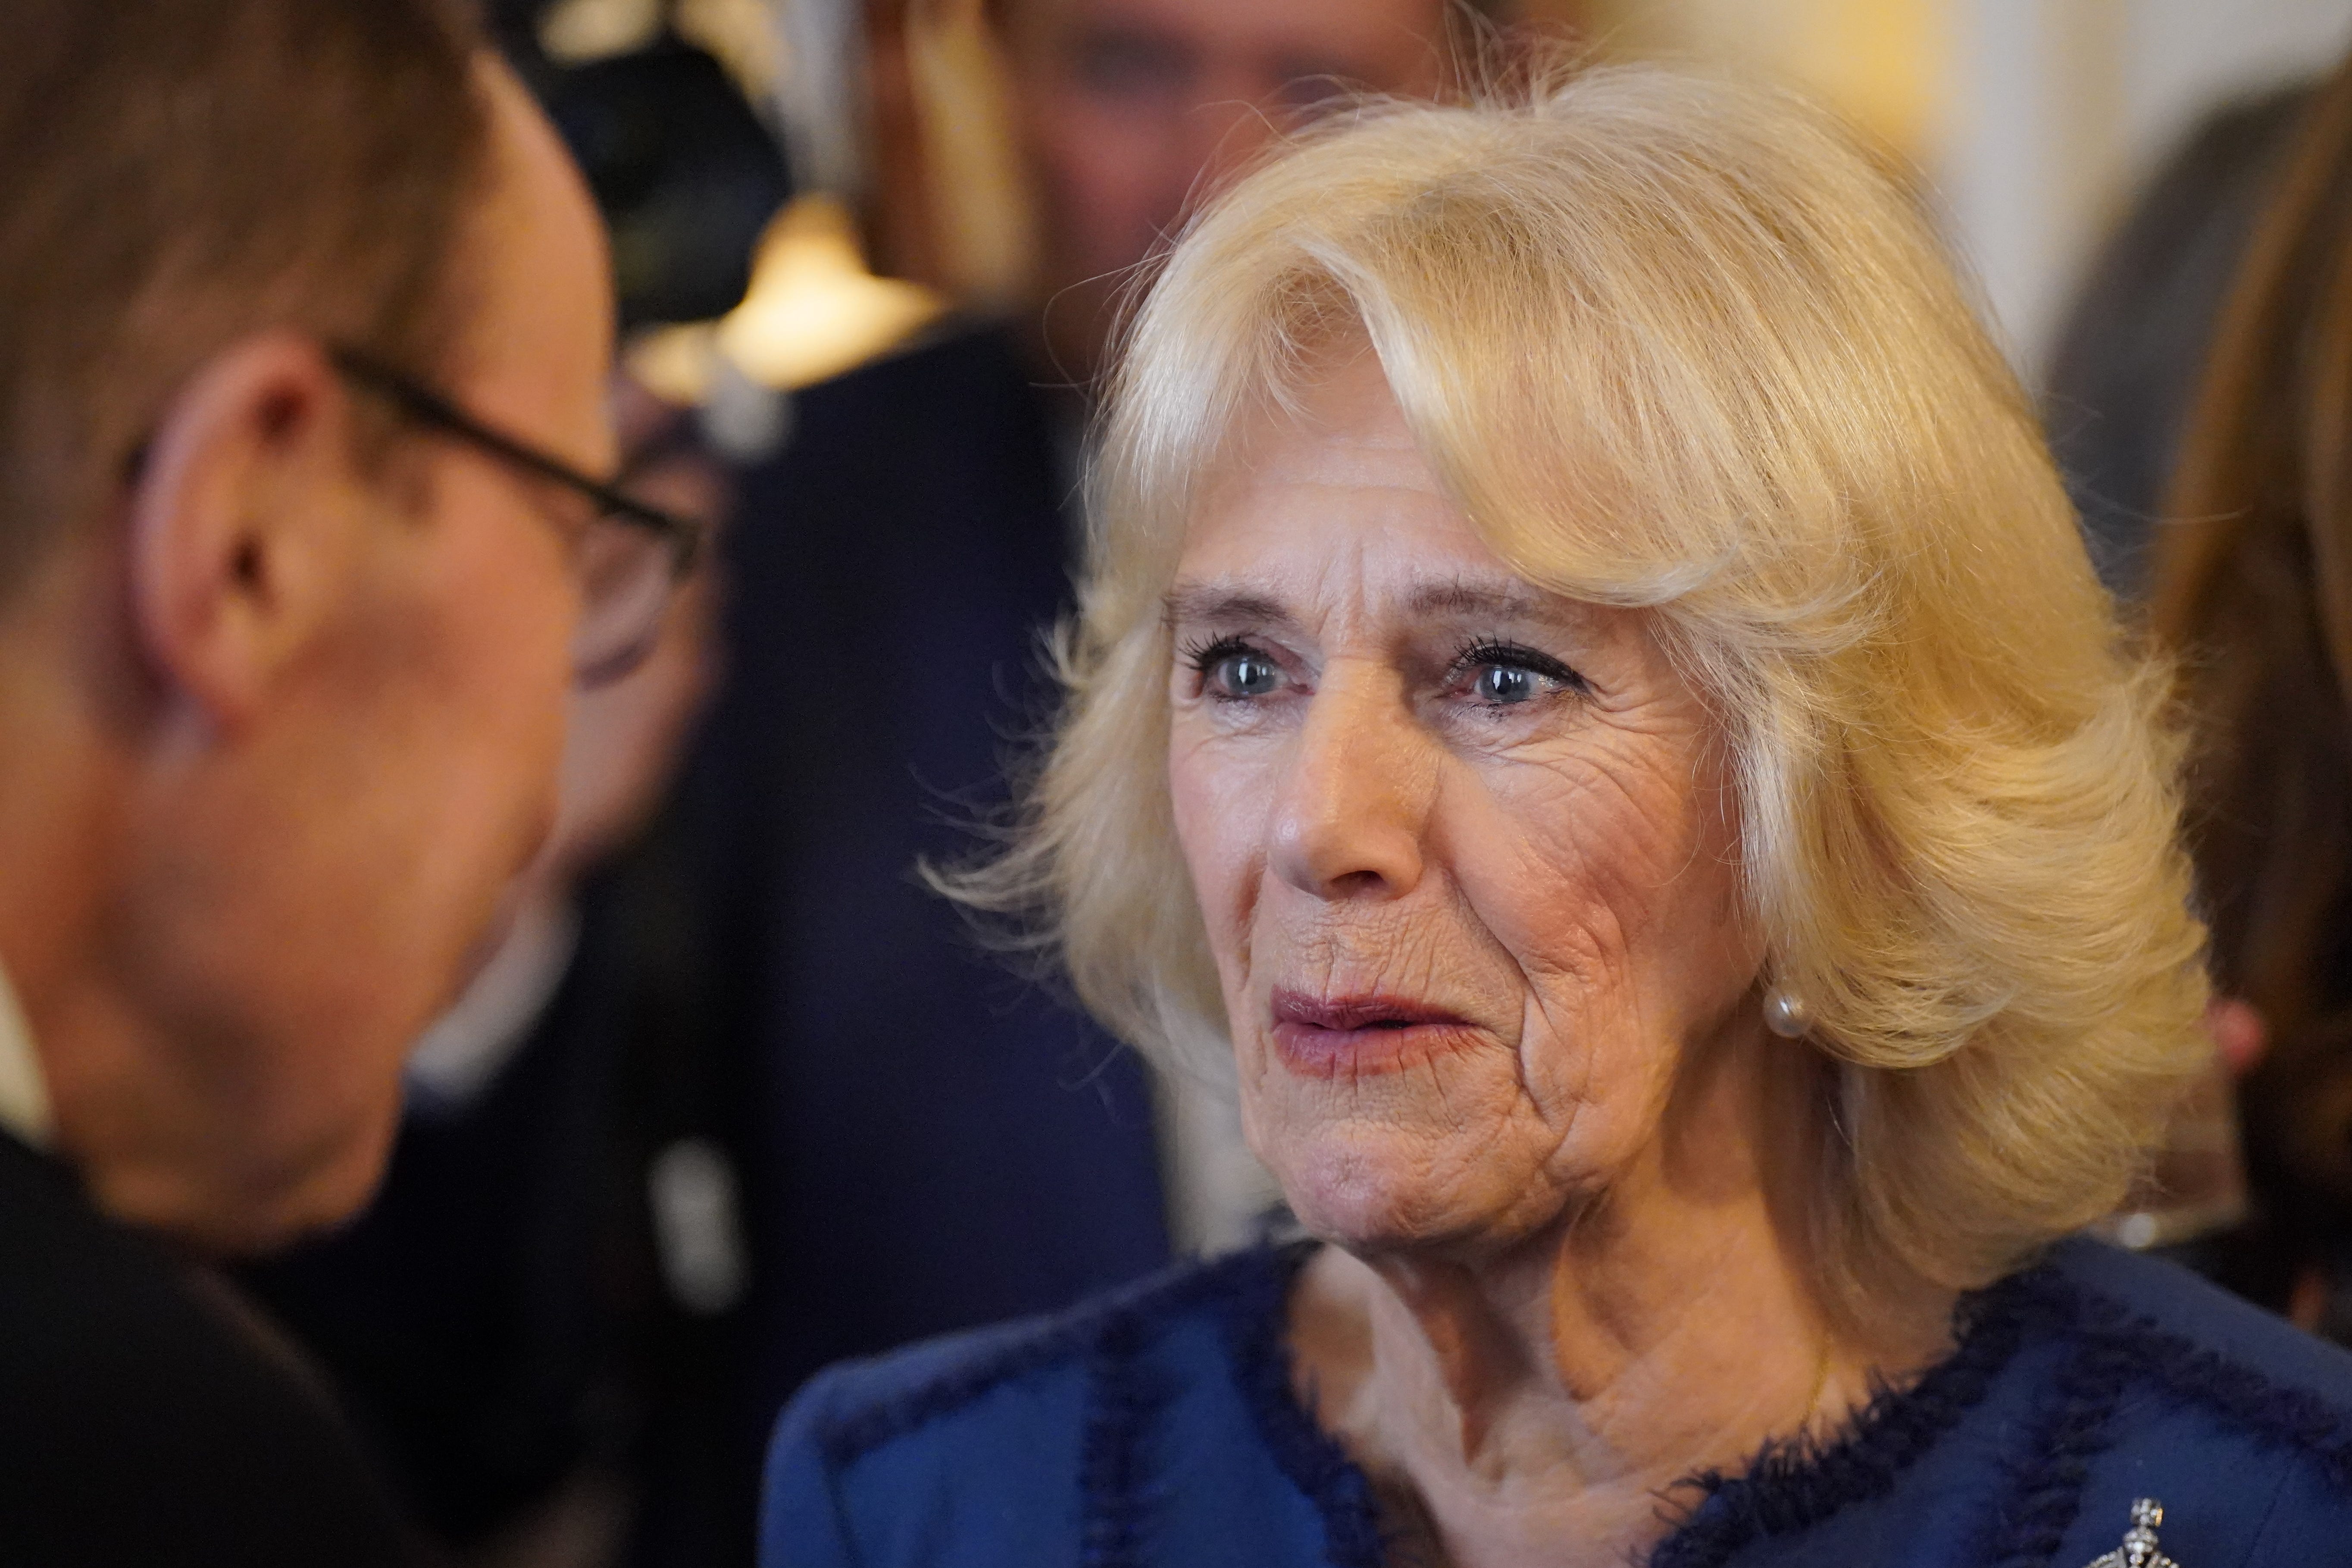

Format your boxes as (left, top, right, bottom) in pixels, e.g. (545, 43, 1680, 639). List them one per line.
(760, 1238, 2352, 1567)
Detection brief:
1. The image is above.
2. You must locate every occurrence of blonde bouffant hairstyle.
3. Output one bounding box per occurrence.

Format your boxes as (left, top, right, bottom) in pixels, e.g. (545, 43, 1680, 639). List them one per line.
(950, 64, 2211, 1316)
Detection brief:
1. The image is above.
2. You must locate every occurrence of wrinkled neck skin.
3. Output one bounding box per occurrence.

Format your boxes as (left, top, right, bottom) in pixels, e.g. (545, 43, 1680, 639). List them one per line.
(1289, 1024, 1955, 1568)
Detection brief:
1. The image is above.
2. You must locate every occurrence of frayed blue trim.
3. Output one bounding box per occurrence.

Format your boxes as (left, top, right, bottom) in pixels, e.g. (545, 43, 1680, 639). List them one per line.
(1980, 1293, 2136, 1568)
(1213, 1243, 1388, 1568)
(817, 1247, 1276, 1468)
(1982, 1269, 2352, 1568)
(2078, 1278, 2352, 1467)
(1663, 1261, 2352, 1568)
(1647, 1271, 2052, 1568)
(2096, 1308, 2352, 1489)
(1078, 1307, 1170, 1568)
(820, 1239, 2352, 1568)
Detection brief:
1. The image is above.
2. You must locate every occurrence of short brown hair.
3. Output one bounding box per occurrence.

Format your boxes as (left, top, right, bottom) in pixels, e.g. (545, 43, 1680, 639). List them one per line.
(0, 0, 492, 593)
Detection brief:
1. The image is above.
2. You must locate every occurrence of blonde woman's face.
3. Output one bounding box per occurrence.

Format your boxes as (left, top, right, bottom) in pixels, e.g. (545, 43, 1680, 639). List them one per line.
(1164, 355, 1767, 1255)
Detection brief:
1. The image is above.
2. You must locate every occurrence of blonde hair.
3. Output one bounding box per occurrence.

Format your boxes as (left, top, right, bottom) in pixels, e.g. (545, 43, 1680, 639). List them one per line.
(951, 64, 2211, 1314)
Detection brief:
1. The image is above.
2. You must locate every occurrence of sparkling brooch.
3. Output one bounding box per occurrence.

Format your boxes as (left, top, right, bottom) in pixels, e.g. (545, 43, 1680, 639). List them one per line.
(2083, 1498, 2177, 1568)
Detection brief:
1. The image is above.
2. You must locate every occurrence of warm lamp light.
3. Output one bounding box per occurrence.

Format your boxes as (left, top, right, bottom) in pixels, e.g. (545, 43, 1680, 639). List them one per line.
(629, 194, 945, 404)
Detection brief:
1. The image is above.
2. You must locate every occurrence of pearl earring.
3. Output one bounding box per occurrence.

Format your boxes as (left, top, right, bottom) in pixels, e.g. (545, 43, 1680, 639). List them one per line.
(1763, 987, 1813, 1039)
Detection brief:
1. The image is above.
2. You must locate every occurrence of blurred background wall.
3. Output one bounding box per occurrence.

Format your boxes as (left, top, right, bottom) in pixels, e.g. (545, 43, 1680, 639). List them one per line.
(582, 0, 2352, 389)
(1586, 0, 2352, 374)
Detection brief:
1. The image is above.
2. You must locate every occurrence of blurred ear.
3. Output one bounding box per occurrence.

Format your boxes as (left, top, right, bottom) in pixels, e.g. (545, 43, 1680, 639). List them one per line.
(122, 333, 363, 730)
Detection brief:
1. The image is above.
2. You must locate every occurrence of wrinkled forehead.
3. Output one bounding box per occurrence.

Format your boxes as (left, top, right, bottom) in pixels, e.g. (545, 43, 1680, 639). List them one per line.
(1148, 297, 1731, 628)
(1198, 345, 1426, 502)
(1171, 342, 1477, 601)
(1176, 351, 1625, 638)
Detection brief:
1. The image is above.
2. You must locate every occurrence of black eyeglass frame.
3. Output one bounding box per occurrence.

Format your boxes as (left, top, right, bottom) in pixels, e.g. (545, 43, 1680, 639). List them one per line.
(328, 346, 706, 579)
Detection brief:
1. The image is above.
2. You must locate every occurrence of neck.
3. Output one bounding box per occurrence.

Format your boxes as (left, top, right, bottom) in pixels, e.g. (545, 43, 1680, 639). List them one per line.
(0, 554, 128, 1022)
(0, 540, 267, 1248)
(1289, 1037, 1952, 1568)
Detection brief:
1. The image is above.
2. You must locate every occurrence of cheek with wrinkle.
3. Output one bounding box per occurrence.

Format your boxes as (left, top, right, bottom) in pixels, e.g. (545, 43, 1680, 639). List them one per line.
(1157, 357, 1764, 1253)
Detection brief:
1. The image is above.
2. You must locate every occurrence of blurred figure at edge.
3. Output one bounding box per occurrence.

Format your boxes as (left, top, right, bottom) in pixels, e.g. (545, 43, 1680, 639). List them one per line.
(240, 380, 739, 1568)
(996, 0, 1457, 386)
(0, 1, 702, 1564)
(2154, 49, 2352, 1348)
(2046, 85, 2314, 600)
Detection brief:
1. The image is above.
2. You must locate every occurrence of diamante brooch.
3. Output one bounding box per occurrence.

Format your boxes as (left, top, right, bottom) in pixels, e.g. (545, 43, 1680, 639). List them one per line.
(2083, 1498, 2177, 1568)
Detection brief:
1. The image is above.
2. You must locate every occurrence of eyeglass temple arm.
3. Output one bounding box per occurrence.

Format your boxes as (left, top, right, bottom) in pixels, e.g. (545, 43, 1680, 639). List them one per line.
(329, 348, 706, 573)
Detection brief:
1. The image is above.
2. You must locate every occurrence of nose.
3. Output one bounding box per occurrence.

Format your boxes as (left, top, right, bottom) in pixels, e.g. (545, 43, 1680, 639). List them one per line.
(1269, 665, 1429, 901)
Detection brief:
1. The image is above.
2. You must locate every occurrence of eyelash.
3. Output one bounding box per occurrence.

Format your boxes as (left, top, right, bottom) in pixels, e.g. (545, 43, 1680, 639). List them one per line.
(1446, 639, 1589, 698)
(1179, 634, 1275, 704)
(1181, 633, 1257, 674)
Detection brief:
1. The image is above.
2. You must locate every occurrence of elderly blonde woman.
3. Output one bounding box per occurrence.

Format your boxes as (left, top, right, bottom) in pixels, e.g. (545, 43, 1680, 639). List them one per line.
(762, 67, 2352, 1568)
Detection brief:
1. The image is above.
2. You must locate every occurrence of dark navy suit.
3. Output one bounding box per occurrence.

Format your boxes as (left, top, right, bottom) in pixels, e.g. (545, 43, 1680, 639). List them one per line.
(687, 322, 1170, 1433)
(0, 1133, 421, 1567)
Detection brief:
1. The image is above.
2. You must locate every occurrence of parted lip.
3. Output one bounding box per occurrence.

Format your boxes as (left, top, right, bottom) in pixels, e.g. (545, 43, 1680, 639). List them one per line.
(1269, 988, 1470, 1032)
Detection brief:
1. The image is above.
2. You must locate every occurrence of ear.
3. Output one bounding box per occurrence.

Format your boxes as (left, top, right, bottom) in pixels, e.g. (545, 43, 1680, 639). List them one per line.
(123, 333, 364, 730)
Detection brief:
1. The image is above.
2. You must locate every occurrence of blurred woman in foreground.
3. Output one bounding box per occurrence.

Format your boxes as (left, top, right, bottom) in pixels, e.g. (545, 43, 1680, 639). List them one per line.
(766, 66, 2352, 1568)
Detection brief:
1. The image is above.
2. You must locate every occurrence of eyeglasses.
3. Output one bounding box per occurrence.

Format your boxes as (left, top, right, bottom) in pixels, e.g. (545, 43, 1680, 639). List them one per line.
(328, 346, 708, 687)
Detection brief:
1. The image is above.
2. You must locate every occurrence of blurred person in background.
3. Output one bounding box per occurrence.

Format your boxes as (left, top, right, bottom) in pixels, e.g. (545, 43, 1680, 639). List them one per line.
(995, 0, 1458, 388)
(239, 379, 746, 1568)
(227, 15, 788, 1566)
(0, 1, 702, 1564)
(2153, 48, 2352, 1347)
(2046, 84, 2315, 601)
(2035, 86, 2320, 1294)
(685, 0, 1496, 1457)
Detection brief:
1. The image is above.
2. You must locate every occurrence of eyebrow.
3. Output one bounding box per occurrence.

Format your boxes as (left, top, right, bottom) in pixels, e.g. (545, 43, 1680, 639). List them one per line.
(1161, 585, 1298, 631)
(1402, 580, 1573, 623)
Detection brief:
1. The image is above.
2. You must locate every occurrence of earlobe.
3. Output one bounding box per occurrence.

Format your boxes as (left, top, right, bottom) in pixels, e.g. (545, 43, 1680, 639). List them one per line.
(122, 332, 356, 730)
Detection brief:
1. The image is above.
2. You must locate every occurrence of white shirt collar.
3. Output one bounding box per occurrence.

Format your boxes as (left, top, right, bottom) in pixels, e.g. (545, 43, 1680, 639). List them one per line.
(0, 961, 53, 1149)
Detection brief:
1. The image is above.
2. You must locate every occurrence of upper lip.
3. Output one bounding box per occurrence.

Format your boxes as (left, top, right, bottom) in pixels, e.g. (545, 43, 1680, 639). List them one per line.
(1270, 988, 1469, 1031)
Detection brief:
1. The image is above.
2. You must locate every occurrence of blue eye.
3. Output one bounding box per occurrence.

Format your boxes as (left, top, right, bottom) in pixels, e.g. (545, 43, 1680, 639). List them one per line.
(1473, 664, 1540, 704)
(1208, 649, 1282, 699)
(1454, 641, 1585, 708)
(1185, 636, 1285, 700)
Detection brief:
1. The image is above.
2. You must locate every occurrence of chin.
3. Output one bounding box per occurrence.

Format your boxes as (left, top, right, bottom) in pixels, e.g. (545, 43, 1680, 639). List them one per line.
(277, 1149, 391, 1240)
(217, 1099, 403, 1255)
(1265, 1114, 1585, 1265)
(1272, 1130, 1490, 1255)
